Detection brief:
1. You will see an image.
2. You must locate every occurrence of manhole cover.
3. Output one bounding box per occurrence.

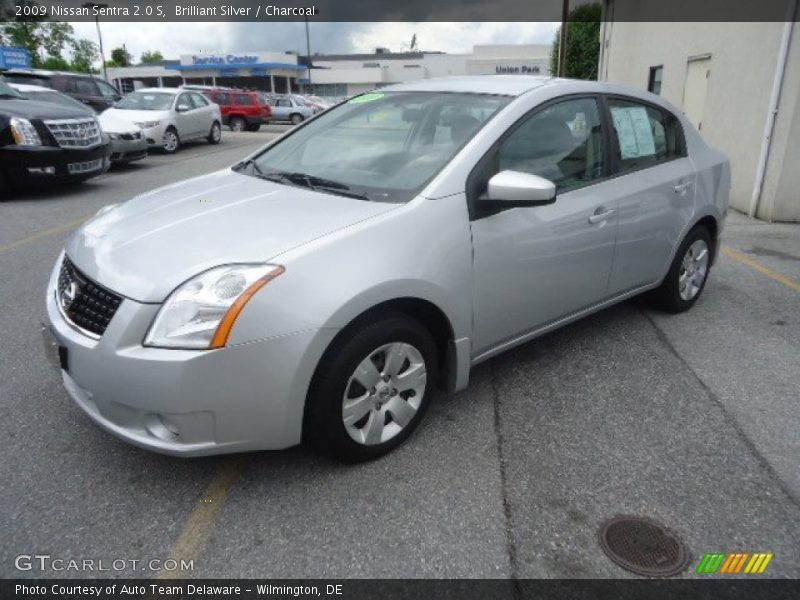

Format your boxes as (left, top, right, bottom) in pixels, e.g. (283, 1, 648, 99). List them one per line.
(598, 516, 689, 577)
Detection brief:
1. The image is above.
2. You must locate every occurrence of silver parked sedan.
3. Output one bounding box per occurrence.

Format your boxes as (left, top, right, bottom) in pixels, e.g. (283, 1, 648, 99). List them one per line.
(103, 88, 222, 153)
(45, 77, 729, 461)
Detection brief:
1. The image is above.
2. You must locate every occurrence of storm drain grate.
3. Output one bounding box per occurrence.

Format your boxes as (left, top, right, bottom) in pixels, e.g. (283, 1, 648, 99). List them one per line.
(598, 516, 689, 577)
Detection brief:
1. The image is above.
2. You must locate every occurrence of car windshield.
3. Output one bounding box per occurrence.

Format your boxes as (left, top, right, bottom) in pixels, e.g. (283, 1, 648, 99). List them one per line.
(238, 91, 510, 202)
(0, 77, 24, 99)
(116, 91, 175, 111)
(23, 90, 93, 113)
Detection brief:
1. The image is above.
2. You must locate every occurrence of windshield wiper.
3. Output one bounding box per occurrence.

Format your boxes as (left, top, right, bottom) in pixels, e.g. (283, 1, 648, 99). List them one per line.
(243, 167, 370, 200)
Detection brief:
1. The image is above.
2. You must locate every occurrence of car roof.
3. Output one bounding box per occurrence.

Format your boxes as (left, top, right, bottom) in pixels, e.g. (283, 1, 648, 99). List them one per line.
(382, 75, 558, 96)
(4, 68, 102, 79)
(7, 83, 53, 93)
(132, 87, 181, 93)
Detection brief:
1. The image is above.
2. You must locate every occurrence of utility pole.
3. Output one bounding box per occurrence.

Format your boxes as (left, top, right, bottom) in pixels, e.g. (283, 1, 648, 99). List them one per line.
(558, 0, 570, 77)
(304, 15, 312, 92)
(83, 2, 109, 80)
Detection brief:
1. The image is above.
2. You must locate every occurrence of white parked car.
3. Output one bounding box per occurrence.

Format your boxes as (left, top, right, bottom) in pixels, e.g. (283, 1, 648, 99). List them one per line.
(104, 88, 222, 154)
(9, 82, 148, 164)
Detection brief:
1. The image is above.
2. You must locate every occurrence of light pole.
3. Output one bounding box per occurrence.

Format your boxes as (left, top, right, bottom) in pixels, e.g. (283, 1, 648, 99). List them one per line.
(82, 2, 109, 80)
(304, 15, 312, 92)
(558, 0, 570, 77)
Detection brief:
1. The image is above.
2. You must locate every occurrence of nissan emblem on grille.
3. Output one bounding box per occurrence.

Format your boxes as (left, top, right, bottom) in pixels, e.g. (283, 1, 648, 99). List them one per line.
(57, 257, 123, 337)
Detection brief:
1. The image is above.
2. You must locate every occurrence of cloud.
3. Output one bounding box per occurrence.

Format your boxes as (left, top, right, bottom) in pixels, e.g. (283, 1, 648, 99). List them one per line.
(68, 21, 558, 63)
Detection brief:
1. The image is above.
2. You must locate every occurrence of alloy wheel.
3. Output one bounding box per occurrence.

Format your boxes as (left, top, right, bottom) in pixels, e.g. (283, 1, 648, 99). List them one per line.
(342, 342, 427, 445)
(678, 239, 709, 301)
(163, 130, 178, 152)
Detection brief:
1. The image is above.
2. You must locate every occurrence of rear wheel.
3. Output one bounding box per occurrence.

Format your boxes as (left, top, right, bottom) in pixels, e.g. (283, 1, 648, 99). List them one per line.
(650, 225, 712, 313)
(229, 117, 246, 132)
(246, 123, 261, 132)
(162, 128, 180, 154)
(207, 121, 222, 144)
(304, 314, 438, 462)
(290, 113, 303, 125)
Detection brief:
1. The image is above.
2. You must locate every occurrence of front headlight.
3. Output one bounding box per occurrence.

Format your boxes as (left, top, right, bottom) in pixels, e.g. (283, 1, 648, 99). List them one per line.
(107, 133, 120, 140)
(10, 117, 42, 145)
(135, 120, 161, 129)
(144, 264, 285, 349)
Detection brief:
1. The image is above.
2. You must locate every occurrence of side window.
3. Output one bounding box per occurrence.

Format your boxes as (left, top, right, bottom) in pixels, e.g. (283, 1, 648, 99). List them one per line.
(608, 98, 683, 173)
(496, 97, 605, 192)
(176, 93, 193, 111)
(190, 92, 209, 108)
(215, 92, 230, 105)
(73, 78, 100, 96)
(235, 94, 254, 106)
(96, 80, 119, 98)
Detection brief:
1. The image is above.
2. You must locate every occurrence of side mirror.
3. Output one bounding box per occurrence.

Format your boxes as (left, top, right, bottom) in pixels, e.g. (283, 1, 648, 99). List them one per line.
(176, 104, 190, 113)
(482, 170, 556, 207)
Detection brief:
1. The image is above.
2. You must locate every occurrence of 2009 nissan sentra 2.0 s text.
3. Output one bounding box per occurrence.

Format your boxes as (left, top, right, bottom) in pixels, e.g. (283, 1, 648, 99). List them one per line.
(45, 76, 730, 462)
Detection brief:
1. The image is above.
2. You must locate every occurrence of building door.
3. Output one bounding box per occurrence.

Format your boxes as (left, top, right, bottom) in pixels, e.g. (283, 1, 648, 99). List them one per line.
(682, 56, 711, 131)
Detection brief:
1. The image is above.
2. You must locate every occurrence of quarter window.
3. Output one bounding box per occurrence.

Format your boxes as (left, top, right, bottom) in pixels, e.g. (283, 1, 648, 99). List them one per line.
(607, 98, 683, 173)
(496, 97, 606, 192)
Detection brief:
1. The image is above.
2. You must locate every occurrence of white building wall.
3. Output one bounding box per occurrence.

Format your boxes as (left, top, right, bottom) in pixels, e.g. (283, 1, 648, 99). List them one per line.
(599, 21, 798, 221)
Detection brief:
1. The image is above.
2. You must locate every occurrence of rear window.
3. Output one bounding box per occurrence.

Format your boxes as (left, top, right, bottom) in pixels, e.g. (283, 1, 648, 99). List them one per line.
(235, 94, 254, 106)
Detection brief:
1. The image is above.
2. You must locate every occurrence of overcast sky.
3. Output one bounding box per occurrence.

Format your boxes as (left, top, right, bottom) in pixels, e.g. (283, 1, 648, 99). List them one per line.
(67, 22, 559, 62)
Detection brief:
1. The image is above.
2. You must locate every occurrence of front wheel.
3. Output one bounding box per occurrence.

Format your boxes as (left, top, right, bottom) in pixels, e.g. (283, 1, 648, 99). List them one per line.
(207, 121, 221, 144)
(162, 128, 180, 154)
(229, 117, 246, 132)
(304, 314, 438, 462)
(650, 225, 712, 313)
(290, 113, 304, 125)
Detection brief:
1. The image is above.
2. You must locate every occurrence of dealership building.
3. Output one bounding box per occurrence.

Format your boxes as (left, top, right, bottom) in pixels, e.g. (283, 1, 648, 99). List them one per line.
(105, 44, 551, 97)
(599, 0, 800, 222)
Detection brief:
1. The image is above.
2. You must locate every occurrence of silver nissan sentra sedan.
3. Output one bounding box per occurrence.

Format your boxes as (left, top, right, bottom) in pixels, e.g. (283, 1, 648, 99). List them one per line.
(44, 76, 730, 461)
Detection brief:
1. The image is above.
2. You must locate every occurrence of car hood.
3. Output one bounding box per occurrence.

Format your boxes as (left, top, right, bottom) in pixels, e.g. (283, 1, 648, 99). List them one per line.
(0, 97, 92, 120)
(102, 107, 169, 124)
(65, 169, 399, 302)
(98, 111, 141, 134)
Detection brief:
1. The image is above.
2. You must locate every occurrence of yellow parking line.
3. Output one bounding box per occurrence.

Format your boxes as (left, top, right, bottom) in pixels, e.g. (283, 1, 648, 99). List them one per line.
(721, 246, 800, 294)
(158, 457, 247, 579)
(0, 215, 92, 254)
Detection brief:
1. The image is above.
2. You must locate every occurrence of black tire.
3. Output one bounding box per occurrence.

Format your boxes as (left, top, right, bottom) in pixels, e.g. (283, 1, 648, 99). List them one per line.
(207, 121, 222, 144)
(290, 113, 303, 125)
(304, 313, 438, 462)
(229, 117, 246, 132)
(650, 225, 713, 313)
(162, 127, 180, 154)
(245, 123, 261, 132)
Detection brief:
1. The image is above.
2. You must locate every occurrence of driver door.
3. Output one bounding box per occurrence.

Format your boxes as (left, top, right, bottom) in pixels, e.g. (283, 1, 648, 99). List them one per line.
(174, 92, 201, 138)
(470, 96, 619, 355)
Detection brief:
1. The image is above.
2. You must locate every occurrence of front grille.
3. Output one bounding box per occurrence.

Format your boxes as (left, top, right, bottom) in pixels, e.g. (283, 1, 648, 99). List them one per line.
(44, 118, 102, 149)
(57, 257, 123, 337)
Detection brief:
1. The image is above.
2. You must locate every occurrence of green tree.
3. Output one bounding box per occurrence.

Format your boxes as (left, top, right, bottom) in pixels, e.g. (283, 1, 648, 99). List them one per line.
(109, 46, 132, 67)
(140, 50, 164, 64)
(70, 38, 99, 73)
(550, 2, 602, 80)
(0, 21, 75, 67)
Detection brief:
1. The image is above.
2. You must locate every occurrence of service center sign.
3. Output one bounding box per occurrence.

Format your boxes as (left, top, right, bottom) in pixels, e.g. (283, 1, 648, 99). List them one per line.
(0, 47, 32, 69)
(190, 54, 259, 66)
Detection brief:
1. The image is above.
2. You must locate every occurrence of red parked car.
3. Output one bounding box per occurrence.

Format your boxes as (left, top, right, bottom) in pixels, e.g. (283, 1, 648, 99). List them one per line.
(202, 89, 271, 132)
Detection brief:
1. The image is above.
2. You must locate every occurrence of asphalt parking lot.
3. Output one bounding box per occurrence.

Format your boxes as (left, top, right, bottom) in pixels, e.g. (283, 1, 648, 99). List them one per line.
(1, 130, 798, 580)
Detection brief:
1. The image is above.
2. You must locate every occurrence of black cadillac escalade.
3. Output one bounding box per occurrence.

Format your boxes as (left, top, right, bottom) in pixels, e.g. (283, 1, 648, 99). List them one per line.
(1, 76, 111, 196)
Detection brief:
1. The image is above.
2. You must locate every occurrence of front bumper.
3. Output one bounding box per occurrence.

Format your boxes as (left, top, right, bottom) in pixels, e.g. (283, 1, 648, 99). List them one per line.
(109, 136, 148, 163)
(140, 123, 168, 148)
(0, 143, 111, 184)
(45, 255, 336, 456)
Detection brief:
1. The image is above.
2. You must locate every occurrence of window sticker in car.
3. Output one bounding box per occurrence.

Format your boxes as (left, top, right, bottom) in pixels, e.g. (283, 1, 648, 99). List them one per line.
(350, 92, 384, 104)
(610, 105, 656, 159)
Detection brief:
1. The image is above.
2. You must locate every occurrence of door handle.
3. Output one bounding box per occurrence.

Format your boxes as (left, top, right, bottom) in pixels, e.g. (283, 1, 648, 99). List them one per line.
(588, 208, 615, 224)
(674, 181, 692, 194)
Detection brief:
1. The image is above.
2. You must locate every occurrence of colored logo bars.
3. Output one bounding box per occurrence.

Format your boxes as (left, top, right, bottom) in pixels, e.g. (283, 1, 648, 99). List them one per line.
(696, 552, 773, 574)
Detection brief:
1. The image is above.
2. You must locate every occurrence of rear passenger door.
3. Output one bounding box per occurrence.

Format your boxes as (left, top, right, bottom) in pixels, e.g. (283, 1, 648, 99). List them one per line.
(603, 96, 696, 295)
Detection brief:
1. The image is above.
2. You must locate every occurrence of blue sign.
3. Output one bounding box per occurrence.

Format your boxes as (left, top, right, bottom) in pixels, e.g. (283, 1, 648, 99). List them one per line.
(0, 47, 32, 69)
(192, 54, 258, 66)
